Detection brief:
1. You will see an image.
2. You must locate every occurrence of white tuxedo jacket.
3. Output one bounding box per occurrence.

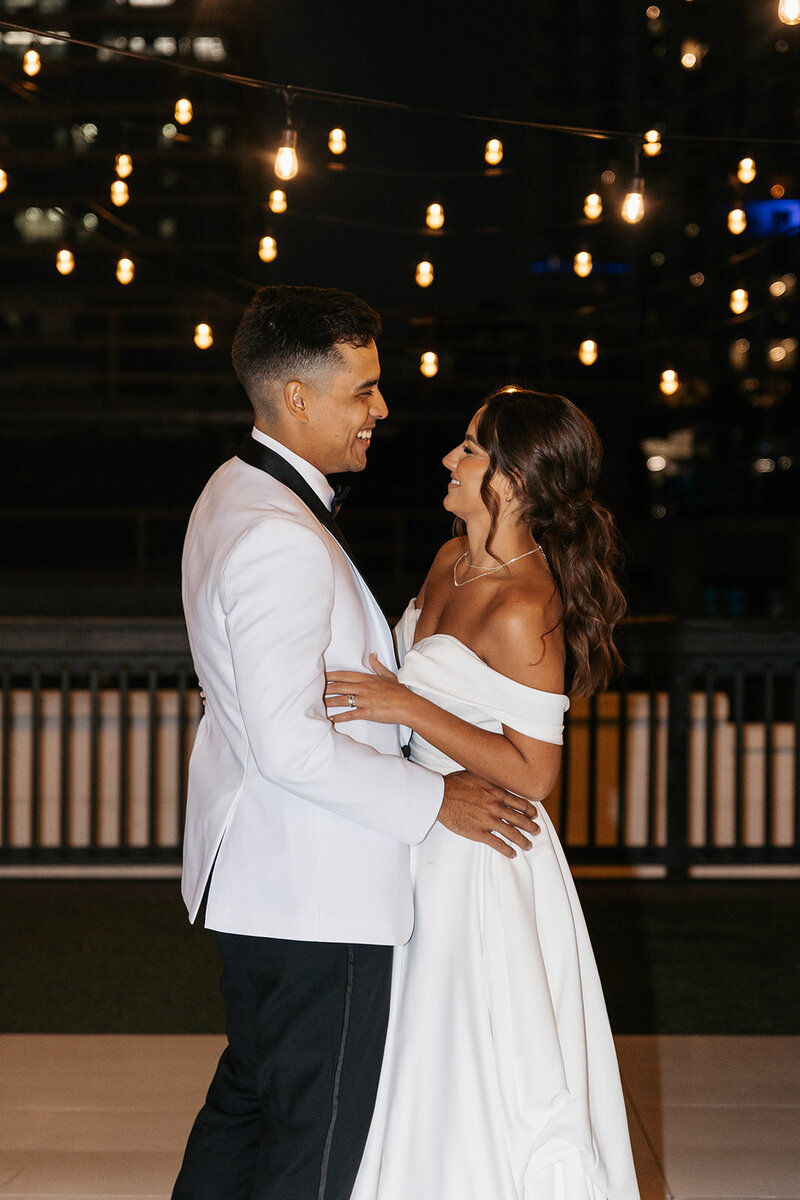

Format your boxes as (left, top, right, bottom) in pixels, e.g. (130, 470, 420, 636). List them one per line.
(181, 432, 443, 945)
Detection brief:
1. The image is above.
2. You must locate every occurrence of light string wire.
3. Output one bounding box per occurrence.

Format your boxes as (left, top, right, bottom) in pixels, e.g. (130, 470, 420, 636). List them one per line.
(3, 18, 800, 147)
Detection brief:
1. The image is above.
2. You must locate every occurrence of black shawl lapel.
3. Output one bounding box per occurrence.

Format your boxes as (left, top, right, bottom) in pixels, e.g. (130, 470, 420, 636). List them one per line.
(236, 435, 356, 563)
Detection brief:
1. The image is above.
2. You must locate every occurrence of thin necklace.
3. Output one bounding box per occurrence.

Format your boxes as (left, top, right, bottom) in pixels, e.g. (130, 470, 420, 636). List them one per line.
(453, 546, 541, 587)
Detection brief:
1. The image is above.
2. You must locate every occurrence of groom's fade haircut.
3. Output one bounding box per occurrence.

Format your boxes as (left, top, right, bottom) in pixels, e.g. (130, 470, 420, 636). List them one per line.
(231, 284, 382, 422)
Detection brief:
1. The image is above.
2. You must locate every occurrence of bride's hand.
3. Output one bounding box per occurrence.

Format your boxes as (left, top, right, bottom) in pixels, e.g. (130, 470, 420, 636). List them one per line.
(325, 655, 413, 725)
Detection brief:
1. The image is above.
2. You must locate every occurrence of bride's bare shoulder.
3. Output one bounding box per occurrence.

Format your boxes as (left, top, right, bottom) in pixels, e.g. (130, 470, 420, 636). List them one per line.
(482, 585, 565, 691)
(417, 537, 464, 606)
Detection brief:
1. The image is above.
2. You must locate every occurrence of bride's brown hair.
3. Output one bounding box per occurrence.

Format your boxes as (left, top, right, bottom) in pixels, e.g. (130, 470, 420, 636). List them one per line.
(454, 387, 626, 697)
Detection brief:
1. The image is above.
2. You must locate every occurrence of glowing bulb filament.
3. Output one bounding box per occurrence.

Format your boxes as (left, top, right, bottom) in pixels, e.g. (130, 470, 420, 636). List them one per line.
(115, 153, 133, 179)
(583, 193, 602, 220)
(0, 168, 7, 193)
(659, 369, 680, 396)
(728, 208, 747, 235)
(420, 352, 439, 377)
(110, 180, 129, 207)
(56, 249, 74, 276)
(643, 129, 662, 157)
(116, 257, 134, 285)
(259, 236, 277, 262)
(779, 0, 800, 25)
(622, 186, 645, 224)
(328, 128, 346, 154)
(275, 129, 299, 180)
(578, 340, 598, 366)
(484, 139, 503, 166)
(23, 49, 41, 76)
(175, 98, 193, 125)
(426, 203, 444, 231)
(415, 261, 434, 288)
(574, 251, 593, 278)
(269, 190, 287, 214)
(194, 323, 213, 349)
(737, 157, 756, 184)
(730, 288, 749, 314)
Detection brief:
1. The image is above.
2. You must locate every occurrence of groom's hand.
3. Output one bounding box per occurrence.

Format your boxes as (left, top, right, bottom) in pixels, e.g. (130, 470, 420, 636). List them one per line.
(438, 771, 540, 858)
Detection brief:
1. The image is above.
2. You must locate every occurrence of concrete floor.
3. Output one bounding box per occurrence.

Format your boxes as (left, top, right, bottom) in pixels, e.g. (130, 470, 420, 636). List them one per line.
(1, 1035, 798, 1199)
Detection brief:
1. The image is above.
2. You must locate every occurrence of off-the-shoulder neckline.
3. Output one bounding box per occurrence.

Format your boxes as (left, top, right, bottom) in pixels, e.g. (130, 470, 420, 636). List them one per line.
(407, 631, 568, 703)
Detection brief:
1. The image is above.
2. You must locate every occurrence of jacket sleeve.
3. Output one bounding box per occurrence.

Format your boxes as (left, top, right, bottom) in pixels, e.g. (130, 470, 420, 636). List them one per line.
(220, 515, 443, 845)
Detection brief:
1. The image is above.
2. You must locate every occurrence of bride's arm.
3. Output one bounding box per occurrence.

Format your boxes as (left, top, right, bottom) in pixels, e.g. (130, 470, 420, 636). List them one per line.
(326, 605, 564, 803)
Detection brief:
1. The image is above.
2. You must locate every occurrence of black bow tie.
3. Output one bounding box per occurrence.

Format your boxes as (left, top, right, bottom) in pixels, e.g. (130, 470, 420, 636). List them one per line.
(332, 483, 351, 516)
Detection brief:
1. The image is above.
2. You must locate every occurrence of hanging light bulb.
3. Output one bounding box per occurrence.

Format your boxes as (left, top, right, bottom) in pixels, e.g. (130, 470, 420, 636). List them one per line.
(415, 260, 434, 288)
(737, 157, 756, 184)
(259, 235, 278, 262)
(268, 189, 287, 214)
(622, 180, 645, 224)
(0, 168, 7, 193)
(484, 138, 503, 166)
(426, 203, 445, 231)
(328, 127, 346, 154)
(659, 369, 680, 396)
(779, 0, 800, 25)
(583, 193, 602, 220)
(55, 249, 74, 276)
(194, 323, 213, 349)
(23, 49, 41, 76)
(420, 351, 439, 377)
(116, 256, 134, 285)
(174, 98, 193, 125)
(730, 288, 749, 314)
(110, 180, 129, 207)
(578, 340, 598, 366)
(727, 208, 747, 235)
(643, 129, 662, 157)
(115, 153, 133, 179)
(574, 251, 593, 278)
(274, 99, 299, 182)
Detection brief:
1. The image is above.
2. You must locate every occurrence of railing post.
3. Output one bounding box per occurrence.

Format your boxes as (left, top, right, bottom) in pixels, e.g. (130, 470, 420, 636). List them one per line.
(665, 667, 691, 879)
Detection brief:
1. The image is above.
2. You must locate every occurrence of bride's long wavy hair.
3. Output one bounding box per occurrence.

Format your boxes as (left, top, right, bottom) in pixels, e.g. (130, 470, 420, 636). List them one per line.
(453, 387, 626, 697)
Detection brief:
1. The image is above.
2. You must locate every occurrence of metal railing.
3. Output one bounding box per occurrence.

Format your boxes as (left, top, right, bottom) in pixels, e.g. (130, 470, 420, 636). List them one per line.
(0, 618, 798, 877)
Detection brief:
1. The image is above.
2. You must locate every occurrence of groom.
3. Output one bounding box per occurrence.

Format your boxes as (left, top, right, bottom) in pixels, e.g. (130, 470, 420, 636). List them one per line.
(173, 285, 540, 1200)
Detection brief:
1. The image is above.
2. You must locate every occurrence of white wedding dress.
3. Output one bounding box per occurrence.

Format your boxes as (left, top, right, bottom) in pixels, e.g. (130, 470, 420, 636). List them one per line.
(351, 601, 640, 1200)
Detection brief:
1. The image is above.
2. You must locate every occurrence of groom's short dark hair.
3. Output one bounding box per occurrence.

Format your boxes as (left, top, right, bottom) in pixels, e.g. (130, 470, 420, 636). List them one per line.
(232, 285, 382, 420)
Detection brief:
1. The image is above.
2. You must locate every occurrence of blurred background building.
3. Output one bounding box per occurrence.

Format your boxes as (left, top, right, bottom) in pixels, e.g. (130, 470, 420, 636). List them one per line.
(1, 0, 798, 620)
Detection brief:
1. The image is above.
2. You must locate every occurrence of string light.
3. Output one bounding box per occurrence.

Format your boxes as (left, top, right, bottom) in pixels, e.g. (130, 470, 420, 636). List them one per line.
(573, 251, 593, 277)
(420, 351, 439, 377)
(730, 287, 749, 314)
(115, 153, 133, 179)
(174, 98, 193, 125)
(484, 138, 503, 165)
(328, 128, 346, 154)
(647, 455, 667, 472)
(415, 260, 434, 287)
(737, 157, 756, 184)
(23, 49, 41, 76)
(194, 323, 213, 349)
(116, 256, 134, 285)
(659, 369, 680, 396)
(110, 180, 129, 206)
(583, 193, 602, 220)
(622, 180, 645, 223)
(0, 168, 7, 194)
(769, 278, 787, 297)
(275, 94, 299, 181)
(778, 0, 800, 25)
(643, 129, 662, 157)
(578, 340, 598, 366)
(727, 208, 747, 234)
(426, 203, 445, 230)
(268, 189, 287, 214)
(258, 235, 278, 262)
(55, 249, 74, 276)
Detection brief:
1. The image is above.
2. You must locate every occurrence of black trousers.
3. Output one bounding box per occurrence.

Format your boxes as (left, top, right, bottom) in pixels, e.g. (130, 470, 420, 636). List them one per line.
(172, 932, 392, 1200)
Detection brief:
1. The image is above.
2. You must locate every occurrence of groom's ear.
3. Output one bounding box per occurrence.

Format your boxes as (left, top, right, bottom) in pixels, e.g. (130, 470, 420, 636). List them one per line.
(283, 380, 309, 423)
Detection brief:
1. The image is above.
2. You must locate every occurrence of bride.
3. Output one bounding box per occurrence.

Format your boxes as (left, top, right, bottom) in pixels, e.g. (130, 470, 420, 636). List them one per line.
(325, 387, 640, 1200)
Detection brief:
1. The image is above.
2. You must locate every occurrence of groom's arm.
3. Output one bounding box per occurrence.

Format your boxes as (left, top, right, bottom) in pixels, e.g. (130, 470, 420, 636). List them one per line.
(221, 515, 443, 844)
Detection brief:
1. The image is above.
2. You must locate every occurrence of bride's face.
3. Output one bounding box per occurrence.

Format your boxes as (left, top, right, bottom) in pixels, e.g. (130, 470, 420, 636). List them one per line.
(442, 408, 507, 520)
